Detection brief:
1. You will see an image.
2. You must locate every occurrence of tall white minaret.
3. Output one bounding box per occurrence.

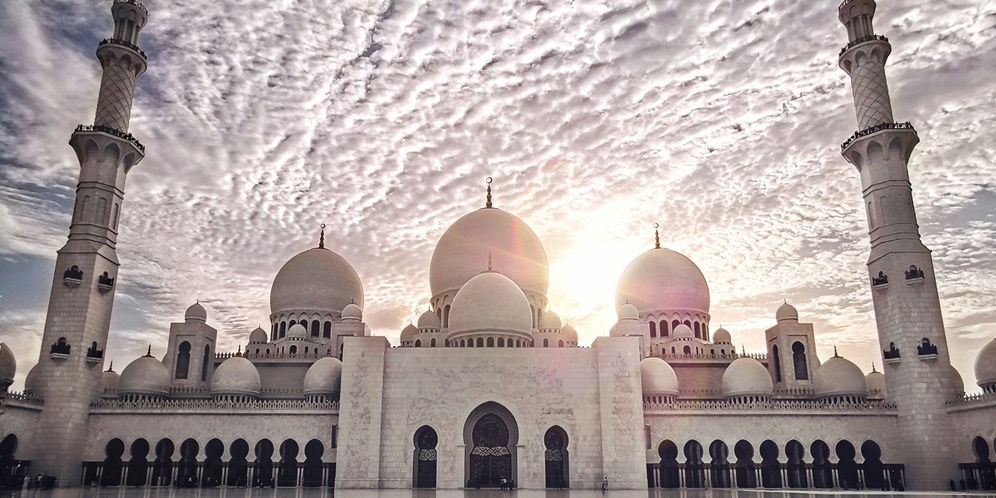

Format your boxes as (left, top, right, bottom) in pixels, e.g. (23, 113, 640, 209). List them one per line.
(31, 0, 148, 484)
(838, 0, 958, 490)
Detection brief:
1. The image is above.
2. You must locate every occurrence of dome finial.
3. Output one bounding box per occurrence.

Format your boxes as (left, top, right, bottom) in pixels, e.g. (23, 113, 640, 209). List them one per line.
(236, 345, 242, 357)
(145, 345, 152, 357)
(833, 344, 840, 358)
(871, 362, 877, 373)
(654, 223, 660, 249)
(485, 177, 493, 208)
(488, 252, 493, 271)
(319, 223, 326, 249)
(107, 361, 114, 372)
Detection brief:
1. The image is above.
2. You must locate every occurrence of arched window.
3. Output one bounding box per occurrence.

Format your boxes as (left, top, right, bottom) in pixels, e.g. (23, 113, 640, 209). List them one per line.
(498, 337, 505, 347)
(324, 321, 332, 338)
(415, 340, 421, 347)
(671, 319, 680, 332)
(487, 337, 495, 347)
(649, 322, 657, 338)
(558, 340, 564, 347)
(430, 338, 436, 347)
(543, 338, 549, 347)
(311, 321, 320, 337)
(694, 322, 701, 338)
(476, 337, 484, 347)
(772, 345, 782, 382)
(792, 342, 808, 380)
(660, 320, 668, 337)
(175, 341, 191, 379)
(289, 345, 297, 355)
(279, 322, 286, 338)
(443, 305, 451, 328)
(683, 345, 691, 355)
(201, 345, 211, 381)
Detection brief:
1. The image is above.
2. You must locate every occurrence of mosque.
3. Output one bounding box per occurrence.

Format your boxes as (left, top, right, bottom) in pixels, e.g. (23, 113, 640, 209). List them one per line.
(1, 0, 995, 492)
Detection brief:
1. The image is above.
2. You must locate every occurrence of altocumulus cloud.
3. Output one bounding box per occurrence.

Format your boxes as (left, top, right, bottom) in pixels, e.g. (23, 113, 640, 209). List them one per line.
(1, 0, 994, 389)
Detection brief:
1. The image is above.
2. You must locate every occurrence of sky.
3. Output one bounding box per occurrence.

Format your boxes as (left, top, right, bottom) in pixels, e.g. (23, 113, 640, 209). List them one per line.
(0, 0, 994, 392)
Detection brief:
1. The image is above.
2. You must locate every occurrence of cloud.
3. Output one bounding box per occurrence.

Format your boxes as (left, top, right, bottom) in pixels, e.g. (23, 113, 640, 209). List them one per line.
(1, 0, 994, 389)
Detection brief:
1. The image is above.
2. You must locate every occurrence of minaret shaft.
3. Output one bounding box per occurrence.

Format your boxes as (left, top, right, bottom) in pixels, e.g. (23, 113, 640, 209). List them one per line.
(839, 0, 958, 490)
(31, 0, 148, 485)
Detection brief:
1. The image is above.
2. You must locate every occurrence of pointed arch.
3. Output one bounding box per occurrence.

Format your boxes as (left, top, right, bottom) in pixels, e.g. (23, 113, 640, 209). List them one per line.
(464, 402, 519, 488)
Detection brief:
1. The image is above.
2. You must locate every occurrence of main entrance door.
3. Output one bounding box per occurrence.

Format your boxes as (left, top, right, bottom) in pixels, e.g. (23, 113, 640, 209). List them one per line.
(469, 414, 512, 487)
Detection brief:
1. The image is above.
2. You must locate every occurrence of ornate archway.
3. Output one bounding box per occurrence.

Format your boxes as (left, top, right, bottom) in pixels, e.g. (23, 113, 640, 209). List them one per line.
(544, 426, 569, 488)
(464, 402, 518, 488)
(414, 426, 438, 488)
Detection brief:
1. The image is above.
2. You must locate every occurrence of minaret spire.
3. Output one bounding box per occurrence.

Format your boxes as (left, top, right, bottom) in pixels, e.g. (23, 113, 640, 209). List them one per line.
(653, 223, 660, 249)
(319, 223, 326, 249)
(485, 177, 493, 208)
(838, 0, 957, 489)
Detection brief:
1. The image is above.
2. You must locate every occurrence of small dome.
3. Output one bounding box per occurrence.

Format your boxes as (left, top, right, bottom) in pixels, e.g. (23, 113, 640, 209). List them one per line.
(303, 357, 343, 395)
(0, 342, 16, 387)
(673, 324, 693, 338)
(430, 208, 549, 299)
(539, 310, 562, 330)
(813, 355, 867, 398)
(616, 247, 710, 315)
(641, 357, 679, 396)
(101, 367, 120, 398)
(417, 310, 441, 330)
(722, 358, 773, 397)
(24, 364, 40, 395)
(270, 247, 364, 316)
(248, 327, 268, 344)
(946, 364, 965, 396)
(342, 303, 362, 321)
(617, 304, 639, 321)
(713, 327, 731, 344)
(448, 272, 532, 336)
(562, 323, 578, 343)
(401, 324, 418, 342)
(185, 302, 207, 322)
(118, 354, 171, 397)
(975, 339, 996, 387)
(211, 357, 261, 397)
(865, 369, 886, 399)
(776, 302, 799, 322)
(287, 323, 308, 339)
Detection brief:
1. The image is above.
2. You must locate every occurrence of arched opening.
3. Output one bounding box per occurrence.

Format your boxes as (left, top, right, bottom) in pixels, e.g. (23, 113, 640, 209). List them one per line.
(497, 337, 505, 347)
(810, 440, 832, 488)
(734, 440, 756, 488)
(177, 439, 199, 488)
(684, 440, 705, 488)
(759, 440, 782, 488)
(488, 337, 495, 347)
(792, 341, 808, 379)
(324, 321, 332, 338)
(836, 440, 858, 489)
(444, 305, 451, 328)
(544, 426, 569, 488)
(0, 434, 20, 488)
(201, 345, 211, 381)
(126, 438, 150, 486)
(227, 439, 250, 487)
(703, 440, 730, 488)
(431, 338, 437, 347)
(415, 339, 421, 347)
(649, 322, 657, 338)
(974, 436, 996, 490)
(289, 345, 298, 355)
(101, 439, 125, 486)
(658, 440, 679, 488)
(772, 345, 782, 382)
(303, 439, 325, 487)
(278, 439, 299, 486)
(785, 440, 807, 488)
(201, 439, 224, 487)
(543, 338, 549, 347)
(559, 340, 564, 347)
(175, 341, 191, 379)
(465, 402, 518, 488)
(151, 438, 174, 486)
(476, 337, 484, 348)
(253, 439, 274, 487)
(280, 322, 286, 337)
(683, 345, 691, 355)
(861, 440, 884, 489)
(311, 321, 320, 337)
(693, 322, 701, 338)
(414, 426, 438, 488)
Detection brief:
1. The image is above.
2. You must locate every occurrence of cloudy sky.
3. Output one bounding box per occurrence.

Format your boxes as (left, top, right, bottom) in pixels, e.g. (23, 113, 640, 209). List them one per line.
(1, 0, 994, 391)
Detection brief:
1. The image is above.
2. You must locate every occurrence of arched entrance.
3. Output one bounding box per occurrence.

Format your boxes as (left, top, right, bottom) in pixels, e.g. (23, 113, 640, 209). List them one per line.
(101, 439, 125, 486)
(708, 440, 731, 488)
(414, 426, 438, 488)
(658, 440, 679, 488)
(544, 426, 569, 488)
(151, 438, 174, 486)
(835, 440, 858, 489)
(253, 439, 274, 487)
(464, 402, 518, 488)
(303, 439, 325, 487)
(228, 439, 250, 487)
(126, 439, 150, 486)
(0, 435, 21, 489)
(861, 440, 884, 489)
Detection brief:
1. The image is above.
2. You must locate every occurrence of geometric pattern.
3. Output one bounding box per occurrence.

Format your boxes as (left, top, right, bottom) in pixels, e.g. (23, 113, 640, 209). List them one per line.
(95, 60, 136, 132)
(850, 59, 893, 130)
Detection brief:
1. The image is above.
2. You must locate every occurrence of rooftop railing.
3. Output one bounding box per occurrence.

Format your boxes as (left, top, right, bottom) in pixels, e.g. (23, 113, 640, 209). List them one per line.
(839, 34, 889, 57)
(74, 124, 145, 153)
(90, 397, 338, 412)
(841, 121, 915, 151)
(645, 398, 896, 412)
(98, 38, 147, 59)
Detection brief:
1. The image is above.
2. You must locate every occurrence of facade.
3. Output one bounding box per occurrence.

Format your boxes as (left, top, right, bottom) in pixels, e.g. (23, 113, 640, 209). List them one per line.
(1, 0, 996, 493)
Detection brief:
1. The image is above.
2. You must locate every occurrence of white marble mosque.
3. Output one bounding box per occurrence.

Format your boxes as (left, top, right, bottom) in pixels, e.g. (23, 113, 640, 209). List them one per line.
(1, 0, 995, 493)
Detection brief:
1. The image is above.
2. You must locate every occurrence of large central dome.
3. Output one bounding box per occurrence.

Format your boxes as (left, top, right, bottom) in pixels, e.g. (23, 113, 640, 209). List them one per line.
(270, 247, 364, 314)
(430, 208, 549, 298)
(615, 247, 710, 315)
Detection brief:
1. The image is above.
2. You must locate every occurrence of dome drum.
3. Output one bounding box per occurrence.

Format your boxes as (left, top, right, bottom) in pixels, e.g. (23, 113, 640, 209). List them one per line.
(447, 332, 533, 349)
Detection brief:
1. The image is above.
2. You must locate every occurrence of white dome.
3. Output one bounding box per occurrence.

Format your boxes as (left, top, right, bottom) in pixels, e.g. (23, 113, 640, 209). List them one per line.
(539, 310, 562, 330)
(813, 355, 867, 397)
(342, 303, 362, 321)
(615, 247, 710, 315)
(185, 302, 207, 322)
(24, 364, 39, 395)
(865, 369, 886, 398)
(722, 358, 773, 397)
(417, 310, 440, 330)
(287, 323, 308, 339)
(430, 208, 549, 298)
(211, 357, 261, 397)
(641, 357, 679, 396)
(249, 327, 268, 344)
(713, 327, 732, 344)
(946, 364, 965, 395)
(270, 247, 364, 315)
(0, 343, 16, 387)
(401, 324, 418, 342)
(975, 339, 996, 387)
(617, 303, 639, 321)
(673, 324, 693, 338)
(118, 354, 171, 396)
(101, 367, 120, 398)
(449, 272, 533, 336)
(562, 323, 578, 343)
(303, 357, 343, 395)
(776, 302, 799, 322)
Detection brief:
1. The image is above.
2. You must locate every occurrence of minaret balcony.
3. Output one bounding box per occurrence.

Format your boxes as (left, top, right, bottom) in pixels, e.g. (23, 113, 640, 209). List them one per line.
(98, 38, 147, 60)
(838, 34, 889, 58)
(840, 121, 916, 152)
(113, 0, 148, 14)
(72, 124, 146, 155)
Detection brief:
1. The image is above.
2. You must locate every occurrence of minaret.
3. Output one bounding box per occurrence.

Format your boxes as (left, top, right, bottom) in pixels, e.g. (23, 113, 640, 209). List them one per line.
(32, 0, 148, 484)
(838, 0, 957, 490)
